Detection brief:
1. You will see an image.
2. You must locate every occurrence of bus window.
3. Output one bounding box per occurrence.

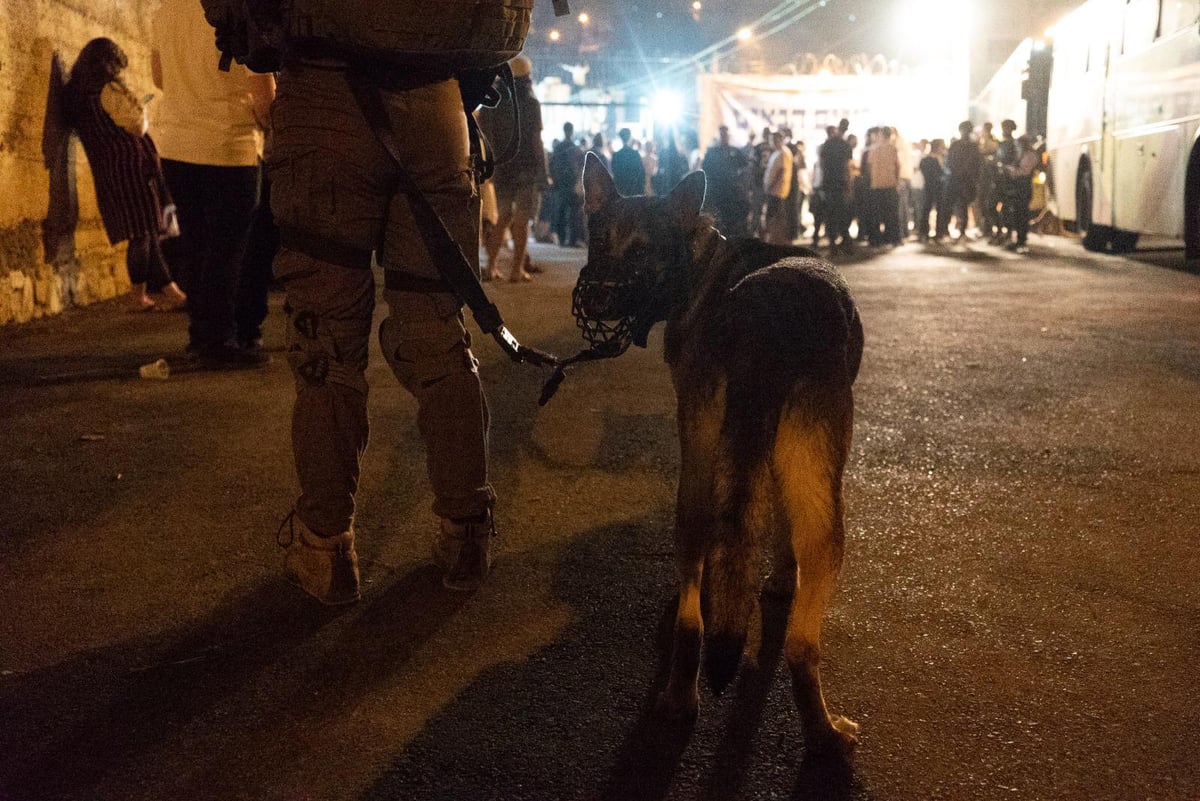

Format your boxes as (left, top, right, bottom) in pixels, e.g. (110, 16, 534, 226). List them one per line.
(1159, 0, 1199, 34)
(1122, 0, 1161, 52)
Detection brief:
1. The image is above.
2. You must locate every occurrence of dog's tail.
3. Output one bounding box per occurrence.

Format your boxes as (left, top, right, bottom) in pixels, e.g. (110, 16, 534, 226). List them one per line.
(702, 536, 758, 695)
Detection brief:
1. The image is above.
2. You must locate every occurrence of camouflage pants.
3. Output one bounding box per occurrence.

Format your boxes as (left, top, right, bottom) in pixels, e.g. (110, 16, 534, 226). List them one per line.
(268, 64, 494, 536)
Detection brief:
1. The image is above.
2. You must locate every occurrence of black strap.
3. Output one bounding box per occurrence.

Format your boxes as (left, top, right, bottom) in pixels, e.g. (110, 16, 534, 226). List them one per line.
(345, 70, 558, 369)
(279, 224, 372, 271)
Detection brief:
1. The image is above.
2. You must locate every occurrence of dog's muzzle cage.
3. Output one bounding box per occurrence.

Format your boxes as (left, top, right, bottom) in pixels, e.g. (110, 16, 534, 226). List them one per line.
(571, 257, 667, 355)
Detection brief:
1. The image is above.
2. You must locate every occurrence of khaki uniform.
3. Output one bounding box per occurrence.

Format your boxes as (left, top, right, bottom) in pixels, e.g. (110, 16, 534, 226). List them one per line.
(269, 64, 494, 536)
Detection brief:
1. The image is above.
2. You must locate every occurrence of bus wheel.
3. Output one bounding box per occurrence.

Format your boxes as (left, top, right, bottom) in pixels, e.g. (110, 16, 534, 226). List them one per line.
(1110, 229, 1139, 253)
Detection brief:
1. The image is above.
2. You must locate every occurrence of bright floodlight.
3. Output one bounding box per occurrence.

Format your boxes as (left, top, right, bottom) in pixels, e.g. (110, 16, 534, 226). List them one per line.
(692, 1, 702, 9)
(897, 0, 970, 43)
(548, 28, 561, 41)
(736, 27, 753, 42)
(578, 12, 590, 24)
(652, 90, 685, 126)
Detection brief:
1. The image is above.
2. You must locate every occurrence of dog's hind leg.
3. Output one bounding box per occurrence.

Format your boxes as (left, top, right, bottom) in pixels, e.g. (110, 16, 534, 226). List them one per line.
(774, 411, 859, 759)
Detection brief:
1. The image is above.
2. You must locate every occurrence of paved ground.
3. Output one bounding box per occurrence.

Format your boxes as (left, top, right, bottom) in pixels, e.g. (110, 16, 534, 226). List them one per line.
(1, 235, 1198, 801)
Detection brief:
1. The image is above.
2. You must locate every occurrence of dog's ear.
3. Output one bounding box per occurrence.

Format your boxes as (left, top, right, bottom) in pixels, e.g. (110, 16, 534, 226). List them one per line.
(584, 151, 618, 214)
(666, 170, 707, 228)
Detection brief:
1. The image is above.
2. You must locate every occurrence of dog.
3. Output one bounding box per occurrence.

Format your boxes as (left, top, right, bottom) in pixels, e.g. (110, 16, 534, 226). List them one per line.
(576, 152, 863, 759)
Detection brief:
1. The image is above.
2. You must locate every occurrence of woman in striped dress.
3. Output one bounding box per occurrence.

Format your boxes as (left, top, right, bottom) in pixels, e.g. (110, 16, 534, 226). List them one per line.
(66, 38, 186, 311)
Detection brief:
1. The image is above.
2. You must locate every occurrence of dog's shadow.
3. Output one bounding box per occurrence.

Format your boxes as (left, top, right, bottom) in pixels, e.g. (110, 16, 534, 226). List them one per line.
(600, 593, 864, 801)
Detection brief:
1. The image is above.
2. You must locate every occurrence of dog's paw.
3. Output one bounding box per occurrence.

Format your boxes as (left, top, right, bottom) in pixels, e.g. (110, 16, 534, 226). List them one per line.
(654, 688, 699, 721)
(807, 715, 860, 760)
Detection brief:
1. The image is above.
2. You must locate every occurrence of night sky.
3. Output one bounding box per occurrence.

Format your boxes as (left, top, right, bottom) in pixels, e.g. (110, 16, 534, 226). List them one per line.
(525, 0, 1078, 75)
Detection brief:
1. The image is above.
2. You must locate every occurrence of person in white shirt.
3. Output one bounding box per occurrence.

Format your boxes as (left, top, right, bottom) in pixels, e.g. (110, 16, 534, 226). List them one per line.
(152, 0, 275, 367)
(866, 126, 901, 245)
(762, 131, 794, 244)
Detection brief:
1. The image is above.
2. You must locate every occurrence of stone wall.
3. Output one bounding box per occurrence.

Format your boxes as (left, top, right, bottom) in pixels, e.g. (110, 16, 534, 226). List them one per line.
(1, 0, 160, 325)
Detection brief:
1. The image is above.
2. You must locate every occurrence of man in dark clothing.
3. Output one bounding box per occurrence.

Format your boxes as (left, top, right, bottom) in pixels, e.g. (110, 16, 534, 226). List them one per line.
(818, 124, 854, 253)
(478, 55, 546, 280)
(945, 120, 981, 242)
(992, 119, 1019, 245)
(610, 127, 645, 197)
(1003, 134, 1039, 254)
(917, 138, 947, 242)
(701, 125, 750, 237)
(748, 125, 773, 235)
(549, 122, 585, 246)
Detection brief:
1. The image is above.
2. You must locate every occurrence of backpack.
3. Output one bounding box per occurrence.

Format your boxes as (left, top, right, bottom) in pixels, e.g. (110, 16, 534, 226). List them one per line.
(201, 0, 534, 74)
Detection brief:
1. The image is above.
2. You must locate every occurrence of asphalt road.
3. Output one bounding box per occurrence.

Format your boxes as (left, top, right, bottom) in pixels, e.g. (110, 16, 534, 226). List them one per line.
(1, 235, 1198, 801)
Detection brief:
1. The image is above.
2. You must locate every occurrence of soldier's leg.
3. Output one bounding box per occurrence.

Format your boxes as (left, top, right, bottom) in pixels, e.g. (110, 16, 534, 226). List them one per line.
(375, 78, 496, 588)
(267, 65, 398, 602)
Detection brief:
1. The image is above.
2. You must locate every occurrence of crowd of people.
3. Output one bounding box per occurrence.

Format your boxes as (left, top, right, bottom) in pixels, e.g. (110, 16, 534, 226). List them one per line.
(508, 114, 1046, 258)
(724, 116, 1046, 256)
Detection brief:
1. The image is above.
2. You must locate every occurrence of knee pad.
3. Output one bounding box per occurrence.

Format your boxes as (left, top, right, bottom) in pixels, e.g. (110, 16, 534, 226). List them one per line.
(285, 303, 371, 396)
(378, 312, 477, 397)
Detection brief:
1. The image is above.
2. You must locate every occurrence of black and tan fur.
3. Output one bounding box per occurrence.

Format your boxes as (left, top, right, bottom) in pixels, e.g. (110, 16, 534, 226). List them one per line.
(580, 152, 863, 758)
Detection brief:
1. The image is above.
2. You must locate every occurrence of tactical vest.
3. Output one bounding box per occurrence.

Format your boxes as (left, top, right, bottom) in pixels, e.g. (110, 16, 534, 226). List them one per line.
(287, 0, 533, 68)
(202, 0, 534, 72)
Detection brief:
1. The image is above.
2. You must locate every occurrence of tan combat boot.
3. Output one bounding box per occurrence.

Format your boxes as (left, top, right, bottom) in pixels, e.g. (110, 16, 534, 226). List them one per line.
(432, 511, 495, 592)
(278, 512, 360, 605)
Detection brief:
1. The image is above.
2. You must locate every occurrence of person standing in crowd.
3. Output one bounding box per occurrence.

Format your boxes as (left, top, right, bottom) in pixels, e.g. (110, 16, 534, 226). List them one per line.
(154, 0, 273, 367)
(992, 119, 1020, 245)
(975, 121, 1000, 241)
(64, 38, 187, 313)
(818, 122, 854, 254)
(945, 120, 982, 243)
(590, 131, 610, 171)
(701, 125, 750, 237)
(810, 130, 829, 248)
(762, 130, 794, 244)
(201, 0, 519, 599)
(640, 138, 658, 196)
(918, 138, 947, 243)
(867, 126, 901, 246)
(783, 130, 806, 241)
(1002, 134, 1040, 254)
(791, 138, 811, 240)
(549, 122, 585, 247)
(652, 127, 689, 198)
(611, 127, 646, 197)
(909, 138, 927, 238)
(855, 127, 878, 243)
(479, 56, 545, 282)
(748, 125, 773, 235)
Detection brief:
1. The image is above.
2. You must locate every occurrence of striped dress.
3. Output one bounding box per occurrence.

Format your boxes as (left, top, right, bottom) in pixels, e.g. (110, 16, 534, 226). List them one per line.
(71, 88, 171, 245)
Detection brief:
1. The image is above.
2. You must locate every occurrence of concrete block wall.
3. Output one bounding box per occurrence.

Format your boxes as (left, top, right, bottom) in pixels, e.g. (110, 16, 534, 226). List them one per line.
(1, 0, 160, 325)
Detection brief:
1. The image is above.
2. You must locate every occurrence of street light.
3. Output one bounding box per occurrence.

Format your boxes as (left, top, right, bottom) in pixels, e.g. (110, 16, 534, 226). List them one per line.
(578, 11, 590, 24)
(548, 28, 561, 41)
(736, 26, 753, 42)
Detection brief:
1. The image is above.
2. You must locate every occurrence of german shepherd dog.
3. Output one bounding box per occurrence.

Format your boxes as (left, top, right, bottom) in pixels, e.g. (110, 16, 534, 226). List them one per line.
(577, 153, 863, 758)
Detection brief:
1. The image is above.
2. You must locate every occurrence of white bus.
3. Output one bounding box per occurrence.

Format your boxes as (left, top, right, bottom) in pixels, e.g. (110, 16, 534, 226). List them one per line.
(1043, 0, 1200, 258)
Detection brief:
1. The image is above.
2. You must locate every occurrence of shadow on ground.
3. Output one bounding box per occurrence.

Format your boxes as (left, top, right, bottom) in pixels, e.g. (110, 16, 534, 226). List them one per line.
(356, 515, 873, 801)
